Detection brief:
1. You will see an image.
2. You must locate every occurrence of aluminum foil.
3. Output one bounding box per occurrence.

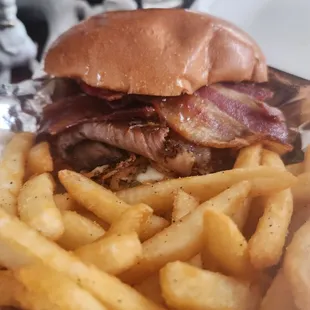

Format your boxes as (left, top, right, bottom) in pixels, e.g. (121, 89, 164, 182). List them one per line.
(0, 68, 309, 164)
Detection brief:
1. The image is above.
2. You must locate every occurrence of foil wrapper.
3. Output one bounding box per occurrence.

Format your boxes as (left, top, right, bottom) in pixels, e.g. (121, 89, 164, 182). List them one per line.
(0, 68, 309, 164)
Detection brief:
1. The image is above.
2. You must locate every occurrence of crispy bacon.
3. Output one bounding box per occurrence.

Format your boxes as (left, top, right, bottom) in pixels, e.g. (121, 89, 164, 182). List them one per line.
(153, 84, 291, 153)
(39, 81, 291, 176)
(38, 94, 156, 136)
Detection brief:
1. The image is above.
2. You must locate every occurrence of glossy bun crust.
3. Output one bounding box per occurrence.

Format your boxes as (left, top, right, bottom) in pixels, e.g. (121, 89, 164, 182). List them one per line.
(44, 9, 268, 96)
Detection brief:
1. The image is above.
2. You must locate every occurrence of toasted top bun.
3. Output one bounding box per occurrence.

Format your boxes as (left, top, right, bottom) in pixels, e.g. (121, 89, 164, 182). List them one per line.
(44, 9, 267, 96)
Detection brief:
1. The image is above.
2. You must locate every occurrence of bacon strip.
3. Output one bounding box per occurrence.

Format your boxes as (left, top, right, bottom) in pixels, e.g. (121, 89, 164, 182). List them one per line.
(38, 94, 156, 136)
(153, 84, 291, 152)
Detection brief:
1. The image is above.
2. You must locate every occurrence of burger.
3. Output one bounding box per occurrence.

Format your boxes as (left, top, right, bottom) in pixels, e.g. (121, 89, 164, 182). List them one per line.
(38, 9, 292, 190)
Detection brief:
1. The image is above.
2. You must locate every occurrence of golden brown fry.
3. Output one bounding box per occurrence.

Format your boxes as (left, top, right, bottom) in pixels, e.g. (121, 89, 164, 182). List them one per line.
(160, 261, 260, 310)
(249, 150, 293, 269)
(203, 209, 255, 279)
(53, 193, 82, 212)
(58, 170, 161, 228)
(0, 208, 165, 310)
(0, 270, 19, 307)
(260, 269, 297, 310)
(286, 162, 304, 176)
(78, 210, 110, 230)
(0, 132, 34, 215)
(26, 141, 53, 177)
(172, 190, 199, 222)
(233, 144, 262, 231)
(234, 143, 262, 169)
(284, 220, 310, 310)
(117, 167, 295, 213)
(14, 263, 108, 310)
(18, 173, 64, 240)
(75, 233, 142, 275)
(120, 181, 251, 284)
(140, 215, 169, 242)
(57, 211, 105, 250)
(105, 203, 153, 238)
(134, 273, 165, 307)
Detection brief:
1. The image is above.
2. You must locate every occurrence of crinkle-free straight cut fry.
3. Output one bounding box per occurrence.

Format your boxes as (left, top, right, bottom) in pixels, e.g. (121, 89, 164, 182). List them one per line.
(116, 167, 296, 213)
(0, 208, 166, 310)
(0, 132, 34, 215)
(120, 181, 251, 284)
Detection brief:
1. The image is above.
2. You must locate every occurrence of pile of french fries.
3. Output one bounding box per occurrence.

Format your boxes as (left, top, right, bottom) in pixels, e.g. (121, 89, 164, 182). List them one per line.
(0, 132, 309, 310)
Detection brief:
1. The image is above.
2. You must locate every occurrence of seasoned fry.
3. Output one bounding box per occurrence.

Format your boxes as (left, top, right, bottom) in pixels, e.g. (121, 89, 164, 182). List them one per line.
(140, 215, 169, 242)
(233, 144, 262, 230)
(0, 132, 34, 215)
(260, 269, 297, 310)
(134, 273, 165, 307)
(75, 233, 142, 275)
(286, 162, 303, 176)
(53, 193, 82, 212)
(201, 243, 221, 273)
(292, 172, 310, 207)
(26, 141, 53, 177)
(234, 143, 262, 169)
(117, 167, 296, 213)
(78, 210, 110, 230)
(57, 211, 105, 250)
(0, 208, 165, 310)
(58, 170, 161, 228)
(105, 203, 153, 238)
(160, 261, 259, 310)
(14, 263, 108, 310)
(284, 220, 310, 310)
(0, 270, 19, 307)
(120, 181, 251, 284)
(18, 173, 64, 240)
(203, 209, 255, 279)
(249, 150, 293, 269)
(172, 190, 199, 222)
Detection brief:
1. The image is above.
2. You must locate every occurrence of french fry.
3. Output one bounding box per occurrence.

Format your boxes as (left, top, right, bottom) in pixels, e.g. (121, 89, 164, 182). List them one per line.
(160, 261, 260, 310)
(291, 172, 310, 207)
(140, 215, 169, 242)
(284, 220, 310, 310)
(75, 232, 142, 275)
(233, 144, 262, 231)
(57, 211, 105, 250)
(172, 190, 199, 222)
(0, 208, 165, 310)
(260, 269, 297, 310)
(120, 181, 251, 284)
(18, 173, 64, 241)
(286, 162, 303, 176)
(116, 167, 296, 213)
(78, 210, 110, 230)
(105, 203, 153, 238)
(0, 132, 34, 215)
(201, 243, 221, 273)
(14, 263, 108, 310)
(54, 194, 110, 229)
(134, 273, 165, 307)
(26, 141, 53, 177)
(0, 270, 19, 307)
(53, 192, 82, 212)
(203, 209, 255, 279)
(234, 143, 262, 169)
(249, 150, 293, 269)
(58, 170, 161, 229)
